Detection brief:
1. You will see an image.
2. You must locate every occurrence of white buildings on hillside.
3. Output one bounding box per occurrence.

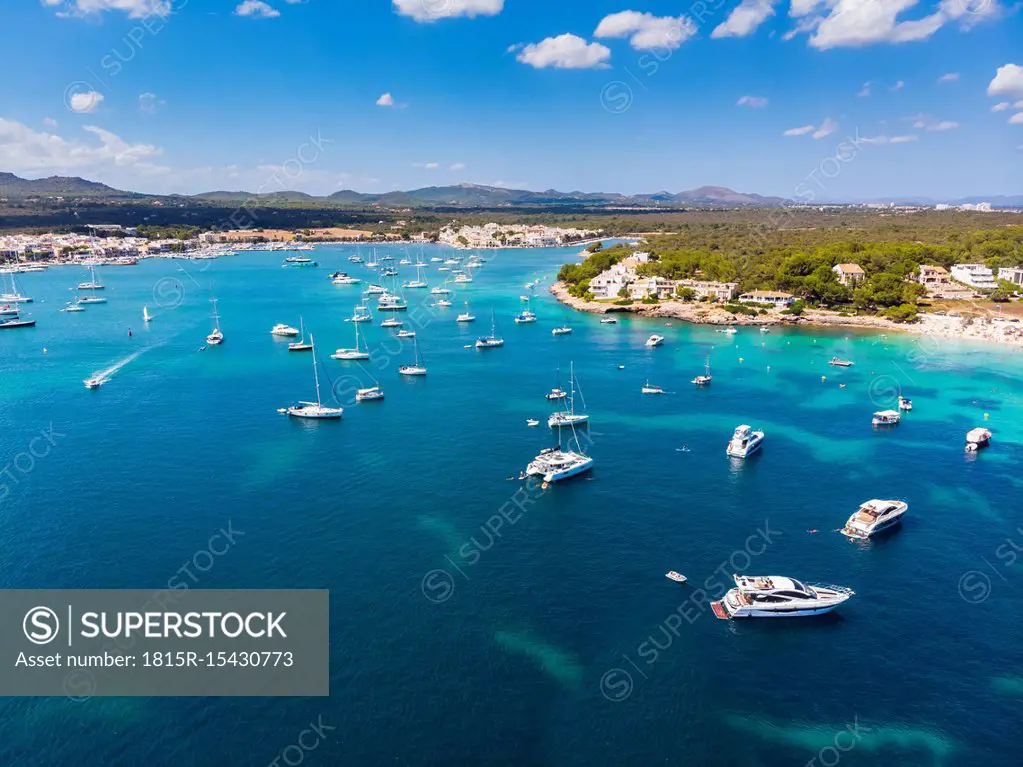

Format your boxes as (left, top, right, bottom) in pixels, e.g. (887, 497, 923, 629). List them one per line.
(628, 276, 675, 300)
(589, 262, 634, 299)
(676, 279, 739, 301)
(587, 258, 739, 302)
(738, 290, 795, 308)
(950, 263, 997, 290)
(997, 267, 1023, 287)
(439, 222, 598, 249)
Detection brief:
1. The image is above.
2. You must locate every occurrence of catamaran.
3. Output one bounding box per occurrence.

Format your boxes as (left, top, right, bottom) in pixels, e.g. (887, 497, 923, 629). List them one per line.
(475, 309, 504, 349)
(278, 334, 343, 419)
(333, 319, 370, 360)
(398, 335, 427, 376)
(548, 362, 588, 428)
(206, 298, 224, 346)
(525, 417, 593, 483)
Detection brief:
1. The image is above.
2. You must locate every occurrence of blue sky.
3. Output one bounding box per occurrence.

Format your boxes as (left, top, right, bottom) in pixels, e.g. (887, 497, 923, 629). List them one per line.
(0, 0, 1020, 199)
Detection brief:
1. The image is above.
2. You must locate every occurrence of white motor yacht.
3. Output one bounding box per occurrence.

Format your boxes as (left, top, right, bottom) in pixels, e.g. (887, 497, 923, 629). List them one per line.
(600, 317, 617, 324)
(726, 424, 765, 458)
(552, 326, 572, 336)
(525, 446, 593, 483)
(841, 499, 908, 539)
(397, 329, 416, 338)
(641, 381, 665, 394)
(712, 575, 854, 619)
(829, 357, 854, 367)
(717, 327, 738, 335)
(381, 318, 403, 328)
(62, 302, 85, 313)
(546, 388, 567, 401)
(271, 323, 300, 337)
(872, 410, 901, 427)
(283, 256, 318, 267)
(965, 427, 991, 452)
(457, 312, 476, 323)
(77, 296, 107, 304)
(83, 376, 104, 389)
(332, 273, 361, 285)
(365, 284, 386, 294)
(645, 334, 665, 347)
(898, 396, 913, 412)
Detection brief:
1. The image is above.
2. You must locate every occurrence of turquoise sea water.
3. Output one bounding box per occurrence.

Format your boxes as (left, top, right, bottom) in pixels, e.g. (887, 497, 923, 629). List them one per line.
(1, 244, 1022, 766)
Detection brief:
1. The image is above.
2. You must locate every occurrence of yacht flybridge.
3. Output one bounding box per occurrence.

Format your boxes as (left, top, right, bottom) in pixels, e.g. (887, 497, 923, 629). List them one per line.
(726, 425, 764, 458)
(841, 499, 908, 539)
(279, 334, 343, 420)
(712, 575, 854, 619)
(548, 362, 588, 428)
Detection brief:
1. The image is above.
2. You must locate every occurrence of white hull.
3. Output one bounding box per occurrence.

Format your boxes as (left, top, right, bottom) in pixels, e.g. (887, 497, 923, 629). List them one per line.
(286, 406, 342, 420)
(399, 366, 427, 376)
(548, 413, 589, 428)
(526, 452, 593, 483)
(333, 350, 370, 360)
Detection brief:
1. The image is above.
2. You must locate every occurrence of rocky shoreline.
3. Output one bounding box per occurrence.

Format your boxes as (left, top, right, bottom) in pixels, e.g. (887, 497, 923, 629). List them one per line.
(549, 282, 1023, 348)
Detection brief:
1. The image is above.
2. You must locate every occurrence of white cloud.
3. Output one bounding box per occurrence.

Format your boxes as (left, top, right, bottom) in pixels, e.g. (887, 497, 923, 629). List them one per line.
(938, 72, 959, 83)
(514, 34, 611, 69)
(988, 64, 1023, 97)
(992, 101, 1011, 112)
(812, 117, 838, 139)
(889, 134, 918, 143)
(1010, 113, 1023, 125)
(393, 0, 503, 22)
(376, 93, 395, 107)
(449, 162, 466, 171)
(235, 1, 280, 18)
(594, 11, 697, 50)
(42, 0, 172, 19)
(910, 114, 959, 131)
(859, 134, 919, 144)
(737, 95, 769, 108)
(711, 0, 779, 39)
(0, 118, 167, 179)
(43, 117, 59, 129)
(70, 91, 104, 114)
(138, 93, 164, 114)
(783, 124, 816, 136)
(413, 162, 440, 170)
(857, 81, 872, 97)
(890, 79, 905, 91)
(792, 0, 999, 51)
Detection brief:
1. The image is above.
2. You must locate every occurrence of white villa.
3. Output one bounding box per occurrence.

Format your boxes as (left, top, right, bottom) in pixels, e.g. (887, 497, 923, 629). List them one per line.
(997, 267, 1023, 287)
(950, 263, 997, 290)
(832, 263, 865, 287)
(676, 279, 739, 301)
(628, 276, 676, 300)
(738, 290, 795, 308)
(589, 261, 635, 299)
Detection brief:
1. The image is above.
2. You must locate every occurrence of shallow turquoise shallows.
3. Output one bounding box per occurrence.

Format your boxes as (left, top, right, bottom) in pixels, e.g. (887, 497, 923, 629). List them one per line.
(1, 245, 1022, 766)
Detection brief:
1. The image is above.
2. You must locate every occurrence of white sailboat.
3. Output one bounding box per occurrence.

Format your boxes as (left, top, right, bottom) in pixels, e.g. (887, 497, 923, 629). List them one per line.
(403, 264, 428, 289)
(333, 318, 370, 360)
(279, 334, 343, 419)
(206, 298, 224, 345)
(143, 306, 153, 323)
(1, 272, 32, 303)
(548, 362, 589, 428)
(692, 359, 712, 386)
(289, 316, 313, 351)
(475, 309, 504, 349)
(398, 335, 427, 376)
(77, 265, 104, 291)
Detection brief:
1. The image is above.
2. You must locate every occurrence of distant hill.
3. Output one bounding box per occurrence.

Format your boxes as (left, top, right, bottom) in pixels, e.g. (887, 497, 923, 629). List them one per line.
(0, 172, 136, 198)
(2, 172, 1016, 210)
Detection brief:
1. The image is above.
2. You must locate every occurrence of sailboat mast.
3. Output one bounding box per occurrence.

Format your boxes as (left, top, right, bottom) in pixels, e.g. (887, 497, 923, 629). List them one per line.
(569, 362, 575, 415)
(311, 333, 322, 405)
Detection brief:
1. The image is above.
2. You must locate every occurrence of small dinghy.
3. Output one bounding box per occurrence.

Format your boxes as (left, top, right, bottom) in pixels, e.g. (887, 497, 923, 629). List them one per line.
(665, 571, 687, 583)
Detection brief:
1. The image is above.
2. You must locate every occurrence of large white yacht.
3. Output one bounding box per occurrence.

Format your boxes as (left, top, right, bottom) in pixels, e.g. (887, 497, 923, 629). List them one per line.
(525, 445, 593, 483)
(271, 323, 300, 337)
(645, 334, 665, 347)
(841, 499, 908, 539)
(713, 575, 854, 619)
(726, 425, 764, 458)
(965, 427, 991, 452)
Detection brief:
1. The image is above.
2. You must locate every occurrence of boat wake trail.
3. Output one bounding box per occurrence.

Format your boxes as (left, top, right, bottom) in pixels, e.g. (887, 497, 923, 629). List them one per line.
(86, 347, 149, 386)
